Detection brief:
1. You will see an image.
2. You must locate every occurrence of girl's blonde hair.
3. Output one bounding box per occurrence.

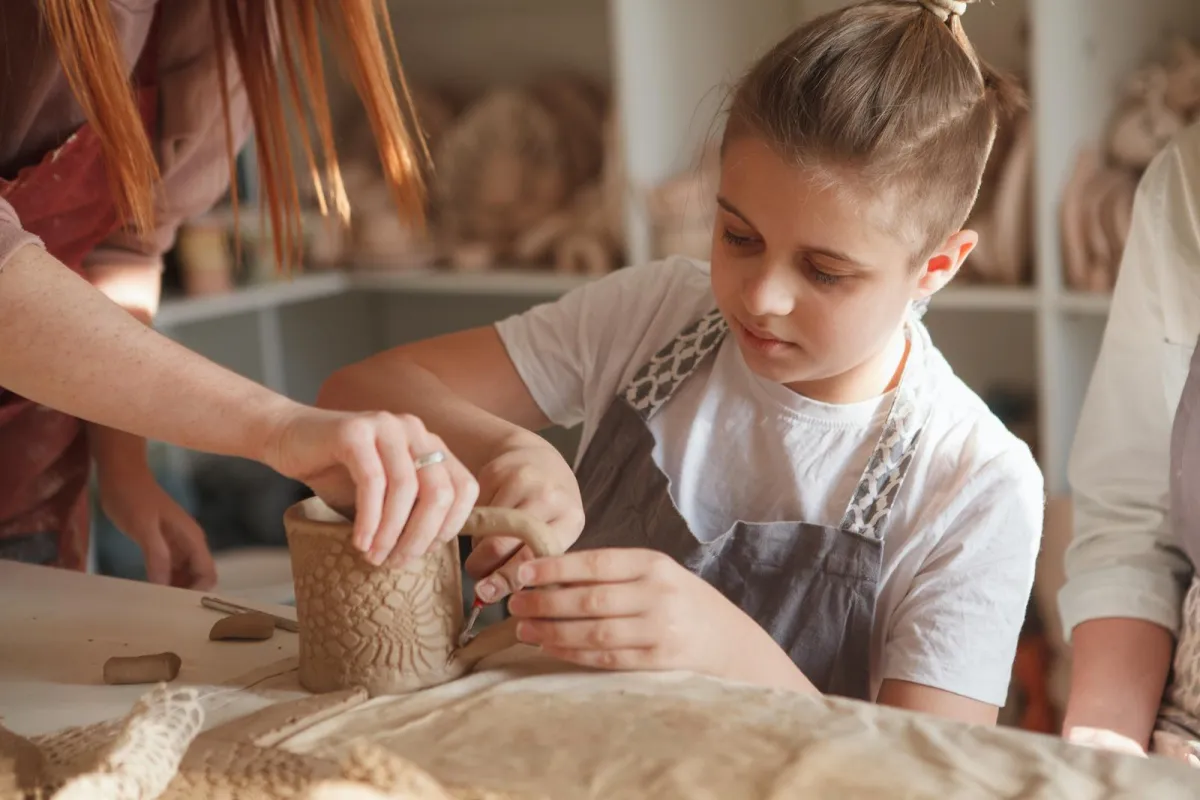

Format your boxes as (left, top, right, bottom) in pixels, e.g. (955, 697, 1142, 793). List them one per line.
(723, 0, 1025, 263)
(39, 0, 428, 270)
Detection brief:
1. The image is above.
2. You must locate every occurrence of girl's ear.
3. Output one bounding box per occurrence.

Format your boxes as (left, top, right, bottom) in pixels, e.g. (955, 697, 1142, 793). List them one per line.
(914, 229, 978, 300)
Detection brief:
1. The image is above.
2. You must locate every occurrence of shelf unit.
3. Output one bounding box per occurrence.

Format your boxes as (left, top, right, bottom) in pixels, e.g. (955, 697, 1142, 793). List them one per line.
(158, 0, 1200, 501)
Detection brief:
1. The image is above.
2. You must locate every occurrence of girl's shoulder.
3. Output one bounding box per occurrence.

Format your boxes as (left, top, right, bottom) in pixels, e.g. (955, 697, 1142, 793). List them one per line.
(560, 254, 718, 347)
(916, 345, 1043, 502)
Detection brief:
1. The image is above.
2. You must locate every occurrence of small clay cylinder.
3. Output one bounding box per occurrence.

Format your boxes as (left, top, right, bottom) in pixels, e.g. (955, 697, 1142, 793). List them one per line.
(283, 499, 561, 697)
(103, 652, 182, 685)
(209, 612, 276, 641)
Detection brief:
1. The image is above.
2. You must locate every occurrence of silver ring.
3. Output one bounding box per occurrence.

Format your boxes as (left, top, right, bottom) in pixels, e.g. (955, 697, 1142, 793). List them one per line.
(413, 450, 446, 470)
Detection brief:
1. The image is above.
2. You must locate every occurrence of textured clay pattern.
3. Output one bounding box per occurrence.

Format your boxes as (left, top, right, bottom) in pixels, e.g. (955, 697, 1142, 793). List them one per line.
(290, 534, 467, 696)
(3, 685, 534, 800)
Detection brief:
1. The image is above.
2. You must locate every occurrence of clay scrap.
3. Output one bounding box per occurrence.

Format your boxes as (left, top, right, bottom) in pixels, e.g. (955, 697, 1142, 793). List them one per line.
(209, 611, 276, 642)
(102, 652, 182, 686)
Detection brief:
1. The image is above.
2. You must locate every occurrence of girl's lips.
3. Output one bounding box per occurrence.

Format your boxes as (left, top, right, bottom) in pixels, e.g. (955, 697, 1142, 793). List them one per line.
(735, 319, 794, 354)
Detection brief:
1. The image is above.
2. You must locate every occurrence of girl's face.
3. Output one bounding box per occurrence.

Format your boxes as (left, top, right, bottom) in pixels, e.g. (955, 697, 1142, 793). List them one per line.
(709, 136, 973, 403)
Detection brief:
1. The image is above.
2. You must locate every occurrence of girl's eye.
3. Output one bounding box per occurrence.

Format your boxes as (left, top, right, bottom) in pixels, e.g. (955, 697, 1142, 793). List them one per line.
(721, 230, 754, 247)
(806, 260, 841, 286)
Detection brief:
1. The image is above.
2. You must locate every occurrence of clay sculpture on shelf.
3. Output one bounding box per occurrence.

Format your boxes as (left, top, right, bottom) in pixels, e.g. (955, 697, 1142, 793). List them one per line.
(645, 143, 721, 262)
(434, 88, 573, 271)
(1061, 36, 1200, 292)
(1107, 64, 1186, 172)
(965, 107, 1034, 285)
(1165, 37, 1200, 119)
(1061, 148, 1139, 293)
(284, 499, 564, 697)
(432, 75, 626, 275)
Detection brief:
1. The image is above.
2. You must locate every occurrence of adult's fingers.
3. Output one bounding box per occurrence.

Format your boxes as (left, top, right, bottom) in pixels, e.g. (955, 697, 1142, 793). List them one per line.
(138, 527, 172, 586)
(166, 509, 217, 591)
(337, 416, 388, 553)
(382, 427, 454, 567)
(370, 416, 421, 565)
(434, 447, 478, 544)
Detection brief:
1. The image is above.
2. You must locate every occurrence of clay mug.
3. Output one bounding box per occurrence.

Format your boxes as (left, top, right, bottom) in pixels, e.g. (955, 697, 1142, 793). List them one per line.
(284, 497, 563, 696)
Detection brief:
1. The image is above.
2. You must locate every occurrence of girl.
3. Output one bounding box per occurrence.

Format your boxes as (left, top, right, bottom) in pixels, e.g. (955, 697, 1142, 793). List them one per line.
(0, 1, 477, 584)
(318, 0, 1044, 725)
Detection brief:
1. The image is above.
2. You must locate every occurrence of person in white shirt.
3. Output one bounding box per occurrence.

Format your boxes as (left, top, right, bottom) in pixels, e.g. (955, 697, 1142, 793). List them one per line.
(318, 0, 1044, 726)
(1060, 118, 1200, 764)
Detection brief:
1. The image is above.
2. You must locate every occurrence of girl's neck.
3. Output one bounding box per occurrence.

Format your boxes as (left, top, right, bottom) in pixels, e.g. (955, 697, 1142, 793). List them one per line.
(785, 324, 911, 405)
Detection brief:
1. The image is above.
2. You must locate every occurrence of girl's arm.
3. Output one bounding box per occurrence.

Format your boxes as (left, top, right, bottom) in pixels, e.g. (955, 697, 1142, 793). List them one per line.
(877, 681, 999, 725)
(317, 325, 554, 472)
(318, 324, 588, 567)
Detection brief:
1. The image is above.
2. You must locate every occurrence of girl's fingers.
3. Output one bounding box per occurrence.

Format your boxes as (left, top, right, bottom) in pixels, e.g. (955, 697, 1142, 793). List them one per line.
(539, 646, 659, 672)
(515, 617, 656, 651)
(474, 545, 537, 603)
(517, 548, 659, 588)
(508, 582, 654, 620)
(463, 536, 525, 579)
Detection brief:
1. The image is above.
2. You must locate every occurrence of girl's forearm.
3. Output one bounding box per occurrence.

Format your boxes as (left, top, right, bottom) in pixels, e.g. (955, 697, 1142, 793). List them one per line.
(318, 357, 537, 473)
(0, 244, 298, 461)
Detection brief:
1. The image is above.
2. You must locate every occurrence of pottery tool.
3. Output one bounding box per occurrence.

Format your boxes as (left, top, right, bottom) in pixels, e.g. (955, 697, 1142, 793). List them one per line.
(202, 596, 299, 633)
(458, 597, 485, 647)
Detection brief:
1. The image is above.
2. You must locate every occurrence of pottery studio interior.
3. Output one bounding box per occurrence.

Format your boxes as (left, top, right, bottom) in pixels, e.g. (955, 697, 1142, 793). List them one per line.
(6, 0, 1200, 797)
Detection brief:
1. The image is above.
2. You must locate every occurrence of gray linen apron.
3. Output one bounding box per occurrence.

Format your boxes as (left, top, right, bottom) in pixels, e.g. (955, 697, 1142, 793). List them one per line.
(1155, 338, 1200, 757)
(571, 307, 934, 700)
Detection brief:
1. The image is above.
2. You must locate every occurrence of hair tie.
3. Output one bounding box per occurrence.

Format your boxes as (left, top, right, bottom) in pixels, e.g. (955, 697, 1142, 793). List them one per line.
(919, 0, 969, 22)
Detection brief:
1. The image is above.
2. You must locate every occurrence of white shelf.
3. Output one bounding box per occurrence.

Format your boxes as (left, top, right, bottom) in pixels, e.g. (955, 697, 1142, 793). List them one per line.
(156, 267, 1060, 328)
(157, 0, 1200, 498)
(929, 286, 1038, 313)
(155, 272, 349, 328)
(350, 268, 593, 297)
(1058, 291, 1112, 317)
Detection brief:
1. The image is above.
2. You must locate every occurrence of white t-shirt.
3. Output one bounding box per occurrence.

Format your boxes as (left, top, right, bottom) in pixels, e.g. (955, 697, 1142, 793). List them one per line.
(495, 256, 1044, 706)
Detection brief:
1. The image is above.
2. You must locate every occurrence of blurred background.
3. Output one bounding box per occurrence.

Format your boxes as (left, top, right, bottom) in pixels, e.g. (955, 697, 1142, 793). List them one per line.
(89, 0, 1200, 733)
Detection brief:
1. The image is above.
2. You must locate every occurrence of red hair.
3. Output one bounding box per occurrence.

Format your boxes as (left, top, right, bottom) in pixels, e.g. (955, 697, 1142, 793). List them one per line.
(39, 0, 429, 271)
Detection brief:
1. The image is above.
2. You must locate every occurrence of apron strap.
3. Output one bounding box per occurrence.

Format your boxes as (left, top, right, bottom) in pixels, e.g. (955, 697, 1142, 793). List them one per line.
(839, 319, 936, 540)
(623, 308, 728, 421)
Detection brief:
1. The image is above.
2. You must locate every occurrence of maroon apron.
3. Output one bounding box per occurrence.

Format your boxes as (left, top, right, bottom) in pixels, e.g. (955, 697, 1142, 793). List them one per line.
(0, 12, 161, 571)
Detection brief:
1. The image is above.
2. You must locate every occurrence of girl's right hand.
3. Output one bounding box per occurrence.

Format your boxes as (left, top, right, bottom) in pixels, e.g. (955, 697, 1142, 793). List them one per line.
(263, 405, 479, 567)
(465, 435, 585, 603)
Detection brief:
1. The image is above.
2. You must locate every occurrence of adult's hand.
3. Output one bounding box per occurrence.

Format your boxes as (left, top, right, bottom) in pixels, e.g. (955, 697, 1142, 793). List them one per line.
(263, 407, 479, 567)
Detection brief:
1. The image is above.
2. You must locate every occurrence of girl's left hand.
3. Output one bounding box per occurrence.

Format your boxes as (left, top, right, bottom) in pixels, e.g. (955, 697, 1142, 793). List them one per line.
(506, 548, 744, 677)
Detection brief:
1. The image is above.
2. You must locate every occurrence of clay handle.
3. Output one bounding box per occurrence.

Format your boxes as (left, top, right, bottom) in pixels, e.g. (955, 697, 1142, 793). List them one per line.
(458, 506, 563, 558)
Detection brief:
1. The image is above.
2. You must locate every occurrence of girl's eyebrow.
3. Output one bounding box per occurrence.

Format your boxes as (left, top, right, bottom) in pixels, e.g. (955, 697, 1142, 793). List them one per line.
(716, 195, 867, 268)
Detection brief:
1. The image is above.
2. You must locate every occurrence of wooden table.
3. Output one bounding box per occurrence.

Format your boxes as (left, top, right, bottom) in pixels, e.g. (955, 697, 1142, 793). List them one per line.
(0, 561, 299, 736)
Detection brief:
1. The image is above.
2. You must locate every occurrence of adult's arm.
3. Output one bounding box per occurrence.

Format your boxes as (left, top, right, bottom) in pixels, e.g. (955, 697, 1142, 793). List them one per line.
(1059, 132, 1200, 750)
(0, 242, 294, 459)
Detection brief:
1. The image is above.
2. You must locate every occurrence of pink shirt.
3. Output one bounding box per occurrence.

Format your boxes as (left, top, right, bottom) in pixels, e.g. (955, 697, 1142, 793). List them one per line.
(0, 0, 253, 274)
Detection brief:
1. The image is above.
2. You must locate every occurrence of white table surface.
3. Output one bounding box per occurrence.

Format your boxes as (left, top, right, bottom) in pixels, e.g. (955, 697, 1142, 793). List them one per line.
(0, 561, 301, 737)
